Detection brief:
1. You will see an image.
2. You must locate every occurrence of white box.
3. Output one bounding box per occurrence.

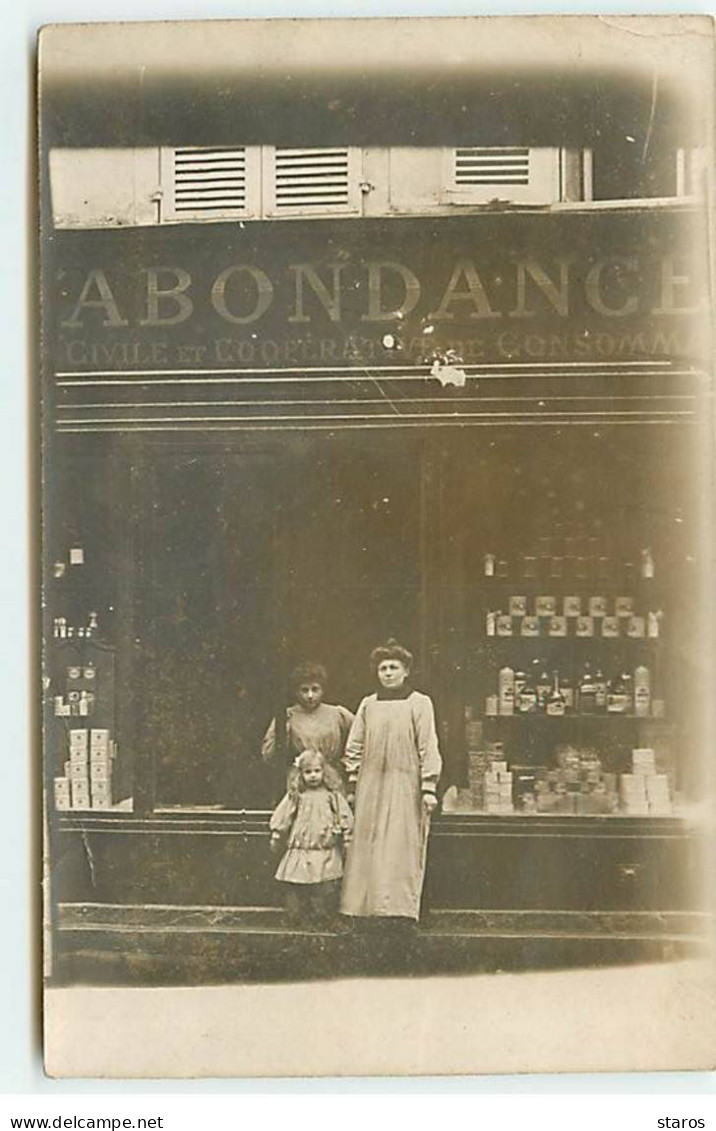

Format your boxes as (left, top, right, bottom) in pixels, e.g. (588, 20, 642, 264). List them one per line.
(90, 729, 110, 752)
(71, 783, 90, 808)
(91, 796, 111, 810)
(69, 728, 89, 753)
(633, 748, 656, 772)
(54, 778, 71, 809)
(89, 761, 110, 782)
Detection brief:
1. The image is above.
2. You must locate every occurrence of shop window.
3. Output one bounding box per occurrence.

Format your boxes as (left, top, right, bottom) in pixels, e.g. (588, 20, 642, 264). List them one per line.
(160, 146, 261, 221)
(262, 147, 362, 216)
(442, 146, 561, 205)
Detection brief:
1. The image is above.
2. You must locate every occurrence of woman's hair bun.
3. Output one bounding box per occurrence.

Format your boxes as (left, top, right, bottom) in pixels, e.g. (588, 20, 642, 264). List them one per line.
(370, 639, 413, 671)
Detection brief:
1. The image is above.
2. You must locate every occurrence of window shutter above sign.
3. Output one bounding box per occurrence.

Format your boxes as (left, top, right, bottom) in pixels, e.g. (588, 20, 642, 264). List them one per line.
(455, 147, 531, 186)
(442, 146, 561, 204)
(264, 147, 362, 216)
(161, 147, 261, 221)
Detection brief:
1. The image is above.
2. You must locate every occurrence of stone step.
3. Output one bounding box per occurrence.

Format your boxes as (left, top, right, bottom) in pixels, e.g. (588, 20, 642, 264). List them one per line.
(52, 903, 712, 986)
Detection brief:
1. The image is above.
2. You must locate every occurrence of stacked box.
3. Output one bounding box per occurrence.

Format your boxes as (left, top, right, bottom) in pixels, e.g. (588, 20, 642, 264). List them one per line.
(630, 748, 671, 815)
(54, 777, 71, 810)
(645, 774, 672, 815)
(632, 748, 656, 774)
(71, 777, 91, 809)
(69, 730, 90, 809)
(90, 729, 112, 809)
(619, 772, 649, 815)
(532, 748, 618, 815)
(485, 766, 513, 814)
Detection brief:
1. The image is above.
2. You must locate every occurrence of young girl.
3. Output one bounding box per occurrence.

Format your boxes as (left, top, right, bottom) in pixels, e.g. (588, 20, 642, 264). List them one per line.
(269, 748, 354, 923)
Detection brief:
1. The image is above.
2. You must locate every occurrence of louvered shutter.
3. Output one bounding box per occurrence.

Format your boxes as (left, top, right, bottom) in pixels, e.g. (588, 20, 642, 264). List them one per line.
(161, 147, 260, 221)
(264, 147, 361, 215)
(443, 147, 560, 204)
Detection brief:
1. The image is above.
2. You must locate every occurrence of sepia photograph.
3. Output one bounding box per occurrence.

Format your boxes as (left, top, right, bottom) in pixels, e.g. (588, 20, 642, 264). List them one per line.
(38, 15, 716, 1078)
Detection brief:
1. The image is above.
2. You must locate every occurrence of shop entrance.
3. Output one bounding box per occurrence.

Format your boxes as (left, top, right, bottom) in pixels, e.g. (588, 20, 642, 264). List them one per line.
(140, 437, 425, 811)
(280, 437, 424, 710)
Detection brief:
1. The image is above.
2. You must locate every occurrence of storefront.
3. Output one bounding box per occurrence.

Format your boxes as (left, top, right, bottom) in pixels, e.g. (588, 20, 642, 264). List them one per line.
(44, 183, 713, 979)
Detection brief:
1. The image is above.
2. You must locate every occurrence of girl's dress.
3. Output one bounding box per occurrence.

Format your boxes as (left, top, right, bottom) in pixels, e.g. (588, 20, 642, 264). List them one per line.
(340, 689, 442, 920)
(261, 703, 355, 780)
(270, 786, 354, 885)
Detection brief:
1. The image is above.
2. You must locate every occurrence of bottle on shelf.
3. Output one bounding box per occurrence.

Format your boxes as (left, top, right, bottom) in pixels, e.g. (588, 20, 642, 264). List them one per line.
(536, 668, 551, 711)
(498, 666, 515, 717)
(593, 668, 607, 713)
(641, 548, 655, 579)
(578, 663, 598, 715)
(634, 664, 651, 718)
(519, 677, 537, 714)
(647, 610, 662, 639)
(514, 670, 526, 708)
(546, 671, 566, 717)
(486, 610, 497, 637)
(607, 671, 633, 715)
(484, 554, 495, 577)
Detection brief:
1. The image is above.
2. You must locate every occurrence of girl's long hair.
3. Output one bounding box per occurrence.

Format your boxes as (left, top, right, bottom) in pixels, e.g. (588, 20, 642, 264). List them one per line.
(287, 749, 343, 799)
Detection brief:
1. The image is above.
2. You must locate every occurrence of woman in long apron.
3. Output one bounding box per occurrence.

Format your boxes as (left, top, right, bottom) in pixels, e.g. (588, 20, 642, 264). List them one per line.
(340, 640, 442, 921)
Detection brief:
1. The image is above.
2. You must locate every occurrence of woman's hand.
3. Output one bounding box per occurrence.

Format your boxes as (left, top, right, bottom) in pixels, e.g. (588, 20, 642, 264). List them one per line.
(422, 793, 438, 816)
(269, 832, 282, 854)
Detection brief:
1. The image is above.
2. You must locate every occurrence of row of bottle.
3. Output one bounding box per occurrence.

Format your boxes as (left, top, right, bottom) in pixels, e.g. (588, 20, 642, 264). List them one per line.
(53, 612, 100, 640)
(483, 549, 655, 582)
(486, 663, 660, 718)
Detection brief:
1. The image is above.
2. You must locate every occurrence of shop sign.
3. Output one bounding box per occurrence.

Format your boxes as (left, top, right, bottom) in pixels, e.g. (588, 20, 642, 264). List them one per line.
(50, 212, 709, 372)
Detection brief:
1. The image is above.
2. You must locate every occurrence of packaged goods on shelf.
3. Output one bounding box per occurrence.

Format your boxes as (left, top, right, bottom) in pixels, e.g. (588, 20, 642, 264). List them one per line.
(70, 780, 90, 810)
(646, 777, 672, 815)
(535, 596, 557, 617)
(89, 760, 109, 782)
(69, 728, 88, 754)
(520, 616, 540, 636)
(54, 777, 71, 810)
(90, 728, 110, 753)
(632, 748, 656, 774)
(69, 762, 89, 784)
(619, 773, 649, 815)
